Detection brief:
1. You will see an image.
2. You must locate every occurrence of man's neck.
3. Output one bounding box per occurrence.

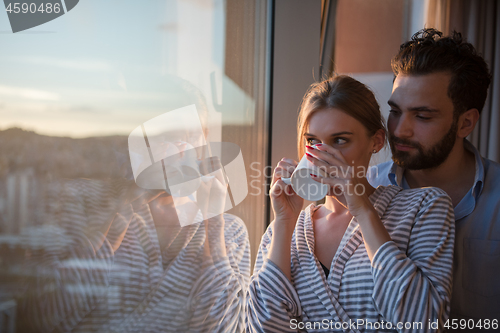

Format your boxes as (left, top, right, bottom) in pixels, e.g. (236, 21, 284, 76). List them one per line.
(403, 140, 476, 207)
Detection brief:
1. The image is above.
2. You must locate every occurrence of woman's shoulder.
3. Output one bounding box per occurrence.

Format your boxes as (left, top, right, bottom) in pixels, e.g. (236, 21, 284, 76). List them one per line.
(59, 178, 132, 201)
(377, 186, 454, 231)
(222, 212, 245, 225)
(376, 185, 454, 224)
(377, 184, 451, 204)
(221, 213, 249, 237)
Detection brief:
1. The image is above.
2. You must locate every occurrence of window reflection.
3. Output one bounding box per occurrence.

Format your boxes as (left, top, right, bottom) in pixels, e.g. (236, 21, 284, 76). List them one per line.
(0, 0, 269, 331)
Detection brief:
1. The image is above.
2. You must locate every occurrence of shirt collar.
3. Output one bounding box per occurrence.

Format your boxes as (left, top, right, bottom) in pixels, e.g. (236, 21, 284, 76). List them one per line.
(387, 163, 405, 188)
(464, 139, 484, 199)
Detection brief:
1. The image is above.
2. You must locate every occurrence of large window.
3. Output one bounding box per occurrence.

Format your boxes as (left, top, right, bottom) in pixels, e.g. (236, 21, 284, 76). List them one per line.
(0, 1, 270, 331)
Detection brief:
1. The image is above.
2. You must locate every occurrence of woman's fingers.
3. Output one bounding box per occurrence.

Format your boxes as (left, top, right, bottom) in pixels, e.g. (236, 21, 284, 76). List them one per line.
(311, 173, 367, 199)
(306, 146, 345, 165)
(280, 157, 298, 167)
(310, 172, 340, 184)
(306, 153, 345, 179)
(270, 178, 296, 198)
(310, 173, 347, 198)
(310, 144, 348, 164)
(305, 147, 349, 179)
(270, 178, 285, 198)
(272, 158, 298, 185)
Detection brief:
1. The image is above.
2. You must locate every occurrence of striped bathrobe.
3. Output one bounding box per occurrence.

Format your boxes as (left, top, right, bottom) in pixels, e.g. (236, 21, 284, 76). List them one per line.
(18, 179, 250, 332)
(247, 185, 455, 333)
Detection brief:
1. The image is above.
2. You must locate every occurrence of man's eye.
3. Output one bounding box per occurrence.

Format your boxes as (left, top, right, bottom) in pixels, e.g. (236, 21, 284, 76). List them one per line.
(389, 109, 401, 116)
(416, 115, 431, 120)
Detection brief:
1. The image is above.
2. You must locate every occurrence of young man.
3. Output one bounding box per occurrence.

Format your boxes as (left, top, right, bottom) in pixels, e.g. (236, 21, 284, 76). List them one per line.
(369, 29, 500, 326)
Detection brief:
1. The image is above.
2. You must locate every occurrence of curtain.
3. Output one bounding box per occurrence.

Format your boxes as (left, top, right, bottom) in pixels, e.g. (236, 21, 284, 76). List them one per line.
(426, 0, 451, 35)
(426, 0, 500, 163)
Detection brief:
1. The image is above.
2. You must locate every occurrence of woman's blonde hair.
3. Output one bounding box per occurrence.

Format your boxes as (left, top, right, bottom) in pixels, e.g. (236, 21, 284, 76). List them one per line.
(297, 75, 386, 157)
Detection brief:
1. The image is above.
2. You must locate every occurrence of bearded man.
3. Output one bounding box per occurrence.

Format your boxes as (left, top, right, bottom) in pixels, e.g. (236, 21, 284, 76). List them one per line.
(369, 28, 500, 328)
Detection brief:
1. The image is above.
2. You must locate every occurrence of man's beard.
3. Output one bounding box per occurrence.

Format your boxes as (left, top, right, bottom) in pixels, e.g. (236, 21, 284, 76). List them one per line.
(389, 120, 458, 170)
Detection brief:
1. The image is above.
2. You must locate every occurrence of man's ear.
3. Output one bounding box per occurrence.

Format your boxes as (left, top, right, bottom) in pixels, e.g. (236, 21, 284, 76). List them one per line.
(371, 129, 386, 152)
(457, 108, 480, 138)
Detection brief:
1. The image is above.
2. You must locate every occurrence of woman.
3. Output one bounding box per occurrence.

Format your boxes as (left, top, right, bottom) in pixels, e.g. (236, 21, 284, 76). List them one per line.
(17, 84, 250, 332)
(247, 75, 454, 333)
(17, 176, 250, 333)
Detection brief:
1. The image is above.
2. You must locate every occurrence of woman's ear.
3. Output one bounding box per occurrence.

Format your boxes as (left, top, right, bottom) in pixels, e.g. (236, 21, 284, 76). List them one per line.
(371, 129, 386, 153)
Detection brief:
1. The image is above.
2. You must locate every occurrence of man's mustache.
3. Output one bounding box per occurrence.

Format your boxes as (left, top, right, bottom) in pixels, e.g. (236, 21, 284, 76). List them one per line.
(389, 134, 421, 149)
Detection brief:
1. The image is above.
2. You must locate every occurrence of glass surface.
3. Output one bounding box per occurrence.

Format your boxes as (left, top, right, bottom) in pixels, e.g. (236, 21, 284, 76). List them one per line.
(0, 1, 269, 331)
(331, 0, 409, 166)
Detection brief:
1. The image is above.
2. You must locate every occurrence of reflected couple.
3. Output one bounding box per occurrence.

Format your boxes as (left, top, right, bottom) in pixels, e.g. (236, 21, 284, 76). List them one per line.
(15, 98, 250, 332)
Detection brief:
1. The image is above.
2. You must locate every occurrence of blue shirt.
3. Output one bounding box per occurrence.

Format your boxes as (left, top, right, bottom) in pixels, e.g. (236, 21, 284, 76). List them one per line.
(368, 140, 500, 322)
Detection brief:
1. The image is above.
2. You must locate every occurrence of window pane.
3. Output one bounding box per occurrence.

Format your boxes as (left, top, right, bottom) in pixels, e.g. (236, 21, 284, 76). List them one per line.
(324, 0, 408, 165)
(0, 1, 269, 331)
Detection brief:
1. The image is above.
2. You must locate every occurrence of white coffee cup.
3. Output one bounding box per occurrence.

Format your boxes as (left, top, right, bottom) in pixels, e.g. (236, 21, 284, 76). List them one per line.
(281, 149, 329, 201)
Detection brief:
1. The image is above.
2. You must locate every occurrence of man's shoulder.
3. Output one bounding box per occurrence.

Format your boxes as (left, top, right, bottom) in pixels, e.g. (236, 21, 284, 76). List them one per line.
(368, 160, 394, 187)
(482, 157, 500, 196)
(483, 157, 500, 179)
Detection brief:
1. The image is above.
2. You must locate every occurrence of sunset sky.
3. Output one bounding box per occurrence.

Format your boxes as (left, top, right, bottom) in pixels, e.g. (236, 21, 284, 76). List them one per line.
(0, 0, 254, 138)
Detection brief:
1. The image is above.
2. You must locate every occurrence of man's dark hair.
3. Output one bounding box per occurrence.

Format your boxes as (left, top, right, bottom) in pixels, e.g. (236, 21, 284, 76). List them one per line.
(392, 28, 492, 116)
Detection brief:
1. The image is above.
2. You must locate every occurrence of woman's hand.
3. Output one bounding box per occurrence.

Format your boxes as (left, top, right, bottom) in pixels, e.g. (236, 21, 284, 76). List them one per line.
(268, 158, 302, 282)
(197, 156, 229, 218)
(305, 144, 391, 260)
(270, 158, 303, 226)
(123, 183, 166, 209)
(106, 183, 166, 251)
(305, 144, 373, 217)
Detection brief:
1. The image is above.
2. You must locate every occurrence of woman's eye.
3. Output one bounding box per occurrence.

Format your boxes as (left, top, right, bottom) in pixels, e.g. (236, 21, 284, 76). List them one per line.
(306, 138, 320, 145)
(333, 138, 348, 145)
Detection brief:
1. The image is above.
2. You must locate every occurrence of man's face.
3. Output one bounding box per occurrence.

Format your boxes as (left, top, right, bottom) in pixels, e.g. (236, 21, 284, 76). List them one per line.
(387, 72, 458, 170)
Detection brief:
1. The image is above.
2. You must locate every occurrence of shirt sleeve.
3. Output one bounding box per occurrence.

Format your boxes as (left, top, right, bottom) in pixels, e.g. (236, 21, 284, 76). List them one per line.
(185, 214, 251, 333)
(371, 190, 455, 333)
(246, 222, 303, 333)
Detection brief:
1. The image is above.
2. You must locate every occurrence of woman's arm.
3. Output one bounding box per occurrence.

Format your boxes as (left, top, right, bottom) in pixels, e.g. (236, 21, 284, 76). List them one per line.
(246, 158, 305, 332)
(307, 144, 454, 332)
(17, 179, 131, 332)
(345, 193, 393, 260)
(370, 189, 455, 333)
(185, 214, 251, 333)
(178, 169, 250, 332)
(267, 158, 303, 281)
(246, 221, 304, 333)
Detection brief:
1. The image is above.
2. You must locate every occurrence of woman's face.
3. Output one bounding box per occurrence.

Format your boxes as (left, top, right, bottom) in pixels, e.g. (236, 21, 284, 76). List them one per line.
(305, 108, 381, 173)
